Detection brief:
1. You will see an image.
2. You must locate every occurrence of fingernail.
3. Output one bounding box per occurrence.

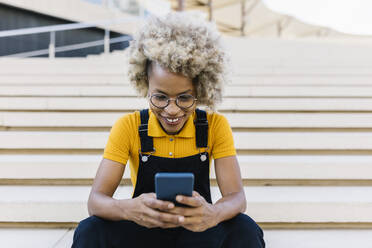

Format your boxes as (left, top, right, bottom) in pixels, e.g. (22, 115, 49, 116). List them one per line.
(177, 196, 183, 202)
(179, 216, 184, 222)
(168, 203, 174, 208)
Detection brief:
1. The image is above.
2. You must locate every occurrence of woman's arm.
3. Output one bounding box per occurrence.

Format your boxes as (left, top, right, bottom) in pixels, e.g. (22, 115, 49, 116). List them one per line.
(213, 155, 246, 222)
(88, 158, 182, 227)
(87, 158, 127, 220)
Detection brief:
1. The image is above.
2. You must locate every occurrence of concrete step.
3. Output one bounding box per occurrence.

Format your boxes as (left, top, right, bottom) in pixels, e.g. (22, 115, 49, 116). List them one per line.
(263, 230, 372, 248)
(4, 112, 372, 129)
(4, 85, 372, 97)
(224, 37, 372, 64)
(2, 185, 372, 223)
(0, 65, 126, 74)
(2, 75, 372, 86)
(1, 63, 371, 75)
(231, 75, 372, 86)
(0, 57, 125, 65)
(0, 228, 72, 248)
(233, 66, 372, 76)
(2, 228, 372, 248)
(2, 131, 372, 150)
(2, 43, 372, 66)
(0, 75, 127, 84)
(1, 74, 372, 86)
(1, 154, 372, 181)
(4, 97, 372, 111)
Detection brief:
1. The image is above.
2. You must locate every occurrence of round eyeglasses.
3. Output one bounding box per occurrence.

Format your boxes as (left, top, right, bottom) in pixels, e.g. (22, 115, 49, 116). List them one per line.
(149, 93, 197, 109)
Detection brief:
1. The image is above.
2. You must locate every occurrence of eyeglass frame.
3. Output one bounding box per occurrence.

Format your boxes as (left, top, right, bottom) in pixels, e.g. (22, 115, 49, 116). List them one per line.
(148, 93, 198, 109)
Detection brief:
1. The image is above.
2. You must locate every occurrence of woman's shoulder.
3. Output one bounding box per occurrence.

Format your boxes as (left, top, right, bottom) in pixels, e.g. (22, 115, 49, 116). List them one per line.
(112, 111, 141, 131)
(206, 110, 226, 120)
(205, 110, 230, 129)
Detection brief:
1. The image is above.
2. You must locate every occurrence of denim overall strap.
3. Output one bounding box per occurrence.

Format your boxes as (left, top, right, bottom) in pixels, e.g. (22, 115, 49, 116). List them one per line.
(194, 109, 208, 148)
(139, 109, 154, 153)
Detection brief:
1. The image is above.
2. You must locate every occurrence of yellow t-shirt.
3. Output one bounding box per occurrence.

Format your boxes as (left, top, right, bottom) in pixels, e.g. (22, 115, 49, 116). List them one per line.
(103, 110, 236, 186)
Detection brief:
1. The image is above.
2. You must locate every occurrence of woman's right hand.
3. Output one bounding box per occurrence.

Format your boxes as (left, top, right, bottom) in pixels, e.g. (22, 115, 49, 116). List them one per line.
(120, 193, 182, 229)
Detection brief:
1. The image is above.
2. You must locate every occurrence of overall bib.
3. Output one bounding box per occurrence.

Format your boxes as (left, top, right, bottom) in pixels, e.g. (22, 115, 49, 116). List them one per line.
(133, 108, 212, 203)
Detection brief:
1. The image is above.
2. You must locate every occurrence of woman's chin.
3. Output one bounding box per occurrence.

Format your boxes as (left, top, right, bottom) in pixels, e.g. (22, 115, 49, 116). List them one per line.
(160, 120, 184, 134)
(164, 125, 182, 134)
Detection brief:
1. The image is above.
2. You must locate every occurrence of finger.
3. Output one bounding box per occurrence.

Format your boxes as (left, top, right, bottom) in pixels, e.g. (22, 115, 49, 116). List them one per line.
(140, 213, 165, 228)
(144, 197, 175, 211)
(176, 195, 202, 207)
(157, 211, 183, 224)
(147, 192, 157, 198)
(167, 206, 200, 217)
(181, 224, 203, 232)
(143, 205, 182, 225)
(192, 191, 201, 197)
(160, 223, 180, 229)
(179, 216, 202, 225)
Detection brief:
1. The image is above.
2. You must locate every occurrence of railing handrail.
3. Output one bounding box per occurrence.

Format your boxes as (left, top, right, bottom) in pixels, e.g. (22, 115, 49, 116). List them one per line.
(5, 35, 132, 58)
(0, 16, 141, 57)
(0, 16, 140, 38)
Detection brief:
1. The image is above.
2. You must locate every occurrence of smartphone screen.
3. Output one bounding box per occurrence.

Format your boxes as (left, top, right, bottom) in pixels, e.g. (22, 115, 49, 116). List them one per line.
(155, 172, 194, 205)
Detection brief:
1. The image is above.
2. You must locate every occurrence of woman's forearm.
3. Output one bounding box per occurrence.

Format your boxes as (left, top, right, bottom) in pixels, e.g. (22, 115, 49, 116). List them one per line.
(213, 190, 246, 224)
(88, 192, 132, 221)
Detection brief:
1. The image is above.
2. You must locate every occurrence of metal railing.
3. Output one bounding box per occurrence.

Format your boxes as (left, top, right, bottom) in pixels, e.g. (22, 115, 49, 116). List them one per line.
(0, 17, 140, 58)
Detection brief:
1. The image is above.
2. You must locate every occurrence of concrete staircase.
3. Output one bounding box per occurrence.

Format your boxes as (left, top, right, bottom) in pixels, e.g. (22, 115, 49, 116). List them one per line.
(1, 37, 372, 247)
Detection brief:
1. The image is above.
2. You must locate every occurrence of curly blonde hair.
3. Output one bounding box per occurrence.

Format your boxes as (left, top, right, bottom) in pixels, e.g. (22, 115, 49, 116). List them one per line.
(127, 12, 229, 109)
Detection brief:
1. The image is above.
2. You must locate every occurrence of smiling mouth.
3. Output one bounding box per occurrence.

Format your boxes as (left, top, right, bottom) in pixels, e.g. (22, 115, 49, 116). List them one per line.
(166, 117, 179, 123)
(161, 116, 183, 126)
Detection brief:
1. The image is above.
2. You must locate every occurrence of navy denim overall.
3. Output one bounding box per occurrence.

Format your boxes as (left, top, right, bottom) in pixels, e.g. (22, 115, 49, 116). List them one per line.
(72, 109, 265, 248)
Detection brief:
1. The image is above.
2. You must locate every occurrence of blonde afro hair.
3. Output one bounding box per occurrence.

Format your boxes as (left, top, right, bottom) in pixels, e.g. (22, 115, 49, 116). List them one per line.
(127, 11, 229, 109)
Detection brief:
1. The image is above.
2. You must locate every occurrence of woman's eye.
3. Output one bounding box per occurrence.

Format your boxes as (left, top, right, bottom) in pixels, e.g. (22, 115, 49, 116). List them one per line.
(155, 95, 168, 101)
(178, 95, 193, 101)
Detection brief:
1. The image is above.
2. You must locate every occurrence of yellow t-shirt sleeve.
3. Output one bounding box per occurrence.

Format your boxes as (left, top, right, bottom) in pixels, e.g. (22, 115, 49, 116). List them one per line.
(103, 113, 136, 165)
(210, 112, 237, 159)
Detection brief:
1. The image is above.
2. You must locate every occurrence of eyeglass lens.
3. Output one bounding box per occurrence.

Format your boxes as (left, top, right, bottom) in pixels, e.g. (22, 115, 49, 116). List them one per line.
(150, 94, 196, 109)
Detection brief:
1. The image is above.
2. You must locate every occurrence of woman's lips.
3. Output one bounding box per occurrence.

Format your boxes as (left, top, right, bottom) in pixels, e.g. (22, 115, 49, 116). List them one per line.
(161, 116, 183, 126)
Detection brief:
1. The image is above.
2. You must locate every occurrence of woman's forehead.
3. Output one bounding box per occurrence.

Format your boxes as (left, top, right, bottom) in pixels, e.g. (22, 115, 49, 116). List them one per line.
(148, 63, 194, 94)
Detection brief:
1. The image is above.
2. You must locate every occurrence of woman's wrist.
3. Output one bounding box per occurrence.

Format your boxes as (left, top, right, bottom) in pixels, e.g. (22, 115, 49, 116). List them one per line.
(211, 203, 223, 226)
(212, 192, 246, 224)
(114, 198, 133, 221)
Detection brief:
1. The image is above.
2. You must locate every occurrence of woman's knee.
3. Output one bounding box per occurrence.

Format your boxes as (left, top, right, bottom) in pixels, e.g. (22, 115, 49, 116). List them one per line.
(72, 216, 107, 247)
(75, 215, 106, 235)
(223, 213, 265, 247)
(230, 214, 262, 231)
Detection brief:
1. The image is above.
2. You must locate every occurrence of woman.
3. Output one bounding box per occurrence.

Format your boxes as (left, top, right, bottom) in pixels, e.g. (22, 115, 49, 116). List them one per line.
(72, 12, 265, 248)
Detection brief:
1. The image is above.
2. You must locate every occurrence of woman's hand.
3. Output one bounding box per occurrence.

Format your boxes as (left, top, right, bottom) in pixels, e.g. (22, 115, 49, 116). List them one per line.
(167, 191, 220, 232)
(122, 193, 182, 229)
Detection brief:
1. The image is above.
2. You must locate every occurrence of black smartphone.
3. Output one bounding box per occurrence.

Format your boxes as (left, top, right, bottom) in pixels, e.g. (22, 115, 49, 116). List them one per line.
(155, 172, 194, 206)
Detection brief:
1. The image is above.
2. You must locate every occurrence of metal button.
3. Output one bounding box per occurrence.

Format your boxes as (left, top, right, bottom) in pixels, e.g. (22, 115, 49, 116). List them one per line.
(169, 152, 173, 156)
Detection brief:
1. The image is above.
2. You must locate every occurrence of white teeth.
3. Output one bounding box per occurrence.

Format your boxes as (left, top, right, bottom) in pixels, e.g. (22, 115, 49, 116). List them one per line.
(166, 118, 179, 123)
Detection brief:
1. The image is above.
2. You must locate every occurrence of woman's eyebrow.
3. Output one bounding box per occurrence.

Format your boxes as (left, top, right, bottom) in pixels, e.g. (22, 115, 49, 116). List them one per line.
(154, 89, 192, 95)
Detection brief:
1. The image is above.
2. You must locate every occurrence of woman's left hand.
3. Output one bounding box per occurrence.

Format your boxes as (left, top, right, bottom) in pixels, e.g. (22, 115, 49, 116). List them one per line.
(166, 191, 219, 232)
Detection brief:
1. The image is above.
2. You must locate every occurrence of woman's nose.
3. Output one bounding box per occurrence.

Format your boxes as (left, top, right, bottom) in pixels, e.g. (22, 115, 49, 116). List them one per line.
(164, 99, 181, 115)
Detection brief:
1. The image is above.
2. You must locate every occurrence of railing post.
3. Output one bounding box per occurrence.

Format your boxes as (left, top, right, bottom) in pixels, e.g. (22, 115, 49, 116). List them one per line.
(241, 0, 246, 36)
(49, 31, 55, 58)
(178, 0, 184, 11)
(139, 3, 145, 18)
(208, 0, 213, 21)
(104, 29, 110, 54)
